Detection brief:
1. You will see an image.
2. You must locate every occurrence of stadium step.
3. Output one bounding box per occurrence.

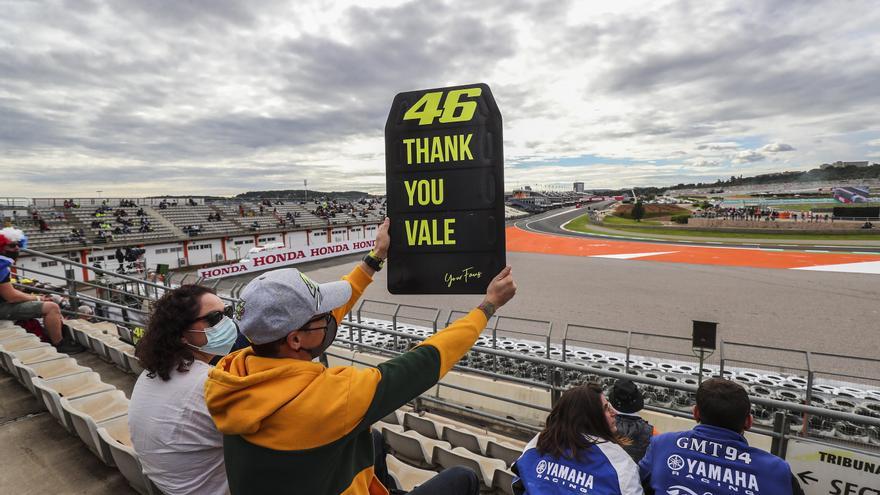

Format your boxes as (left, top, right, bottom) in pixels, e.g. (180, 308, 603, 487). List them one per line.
(143, 204, 186, 238)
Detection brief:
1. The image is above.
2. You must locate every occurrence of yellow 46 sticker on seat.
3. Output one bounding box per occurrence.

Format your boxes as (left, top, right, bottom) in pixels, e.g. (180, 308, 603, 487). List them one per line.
(402, 87, 482, 125)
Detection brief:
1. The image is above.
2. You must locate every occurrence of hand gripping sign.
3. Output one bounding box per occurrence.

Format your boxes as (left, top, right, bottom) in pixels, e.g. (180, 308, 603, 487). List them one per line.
(385, 83, 505, 294)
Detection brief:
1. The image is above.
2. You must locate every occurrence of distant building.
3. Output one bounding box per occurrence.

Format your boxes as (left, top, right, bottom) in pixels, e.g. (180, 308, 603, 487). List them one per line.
(821, 161, 870, 169)
(573, 182, 585, 193)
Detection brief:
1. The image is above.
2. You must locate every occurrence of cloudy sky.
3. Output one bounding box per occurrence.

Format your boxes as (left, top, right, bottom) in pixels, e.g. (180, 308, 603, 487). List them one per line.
(2, 0, 879, 197)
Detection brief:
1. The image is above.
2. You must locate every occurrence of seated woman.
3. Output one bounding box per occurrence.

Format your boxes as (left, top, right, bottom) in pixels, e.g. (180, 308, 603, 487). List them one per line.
(513, 383, 643, 494)
(129, 285, 239, 495)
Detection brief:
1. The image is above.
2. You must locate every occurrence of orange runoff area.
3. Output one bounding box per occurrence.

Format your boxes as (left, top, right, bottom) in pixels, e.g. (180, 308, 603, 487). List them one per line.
(506, 227, 880, 270)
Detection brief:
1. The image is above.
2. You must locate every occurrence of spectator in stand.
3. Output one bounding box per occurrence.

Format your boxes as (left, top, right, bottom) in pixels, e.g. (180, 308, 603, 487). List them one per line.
(0, 228, 84, 353)
(639, 378, 804, 495)
(513, 382, 642, 494)
(129, 285, 238, 495)
(38, 218, 50, 232)
(77, 305, 96, 322)
(204, 218, 516, 494)
(608, 379, 657, 462)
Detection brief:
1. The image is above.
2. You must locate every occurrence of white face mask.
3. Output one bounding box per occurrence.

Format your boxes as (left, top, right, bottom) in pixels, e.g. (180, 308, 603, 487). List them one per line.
(187, 316, 238, 356)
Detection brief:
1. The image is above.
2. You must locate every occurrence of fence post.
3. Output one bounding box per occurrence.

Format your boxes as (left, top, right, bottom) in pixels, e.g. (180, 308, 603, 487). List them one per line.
(551, 368, 563, 407)
(770, 411, 790, 457)
(625, 331, 633, 375)
(65, 267, 79, 310)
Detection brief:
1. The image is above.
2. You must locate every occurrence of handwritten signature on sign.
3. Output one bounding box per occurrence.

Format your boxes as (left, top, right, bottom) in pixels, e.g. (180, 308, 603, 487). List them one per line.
(444, 266, 483, 288)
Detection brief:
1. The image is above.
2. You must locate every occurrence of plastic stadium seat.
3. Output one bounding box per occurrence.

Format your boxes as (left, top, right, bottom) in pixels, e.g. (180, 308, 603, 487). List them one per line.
(441, 427, 496, 456)
(13, 356, 90, 394)
(32, 372, 115, 432)
(60, 389, 130, 464)
(86, 332, 123, 361)
(486, 440, 522, 468)
(432, 445, 507, 489)
(492, 468, 516, 495)
(403, 412, 442, 439)
(0, 326, 26, 341)
(6, 345, 63, 388)
(122, 350, 144, 375)
(95, 416, 161, 495)
(383, 428, 451, 469)
(69, 322, 105, 348)
(115, 325, 134, 344)
(382, 410, 403, 425)
(371, 421, 404, 435)
(385, 454, 435, 491)
(105, 340, 135, 372)
(0, 335, 48, 371)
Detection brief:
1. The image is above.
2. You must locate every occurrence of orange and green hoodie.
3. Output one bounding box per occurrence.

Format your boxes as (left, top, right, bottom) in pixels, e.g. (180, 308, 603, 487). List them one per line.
(204, 264, 489, 495)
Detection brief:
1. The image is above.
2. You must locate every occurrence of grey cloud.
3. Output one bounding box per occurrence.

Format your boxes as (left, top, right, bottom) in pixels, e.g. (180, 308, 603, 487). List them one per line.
(697, 142, 740, 151)
(732, 150, 765, 163)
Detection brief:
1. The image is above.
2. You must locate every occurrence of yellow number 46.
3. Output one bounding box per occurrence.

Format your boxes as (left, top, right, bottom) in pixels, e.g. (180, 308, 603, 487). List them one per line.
(403, 87, 482, 126)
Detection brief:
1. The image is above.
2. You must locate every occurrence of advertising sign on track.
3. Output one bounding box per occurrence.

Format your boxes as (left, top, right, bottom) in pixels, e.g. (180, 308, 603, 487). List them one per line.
(786, 438, 880, 495)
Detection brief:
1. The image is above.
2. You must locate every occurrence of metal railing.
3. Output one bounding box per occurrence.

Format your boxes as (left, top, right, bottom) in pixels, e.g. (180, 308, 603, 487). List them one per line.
(9, 246, 880, 455)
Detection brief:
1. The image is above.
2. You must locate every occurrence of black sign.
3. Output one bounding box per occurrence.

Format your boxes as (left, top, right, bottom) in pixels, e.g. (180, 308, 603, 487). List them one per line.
(385, 83, 505, 294)
(833, 206, 879, 219)
(692, 320, 717, 349)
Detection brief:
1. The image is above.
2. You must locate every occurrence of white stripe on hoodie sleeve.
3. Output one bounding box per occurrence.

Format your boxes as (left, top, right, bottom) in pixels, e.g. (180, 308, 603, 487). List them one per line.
(597, 442, 645, 495)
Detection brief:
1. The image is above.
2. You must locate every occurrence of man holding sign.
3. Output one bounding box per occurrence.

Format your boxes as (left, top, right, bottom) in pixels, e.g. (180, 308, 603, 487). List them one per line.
(205, 217, 517, 494)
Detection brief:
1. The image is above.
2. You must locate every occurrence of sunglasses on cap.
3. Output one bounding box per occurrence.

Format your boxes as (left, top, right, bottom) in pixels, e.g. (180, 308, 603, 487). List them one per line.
(191, 305, 234, 327)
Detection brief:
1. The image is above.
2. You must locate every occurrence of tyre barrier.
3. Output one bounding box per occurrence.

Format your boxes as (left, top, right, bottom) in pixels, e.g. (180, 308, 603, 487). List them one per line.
(340, 320, 880, 444)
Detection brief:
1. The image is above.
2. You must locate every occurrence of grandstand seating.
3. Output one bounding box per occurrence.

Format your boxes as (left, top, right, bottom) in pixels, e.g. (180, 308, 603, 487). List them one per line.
(33, 372, 116, 431)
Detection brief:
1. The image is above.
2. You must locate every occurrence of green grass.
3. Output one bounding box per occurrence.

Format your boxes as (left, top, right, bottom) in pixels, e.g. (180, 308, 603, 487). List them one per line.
(562, 214, 880, 242)
(602, 215, 662, 226)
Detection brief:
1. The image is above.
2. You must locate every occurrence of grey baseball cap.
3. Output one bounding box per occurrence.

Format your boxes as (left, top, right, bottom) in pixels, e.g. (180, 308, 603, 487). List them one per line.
(236, 268, 352, 345)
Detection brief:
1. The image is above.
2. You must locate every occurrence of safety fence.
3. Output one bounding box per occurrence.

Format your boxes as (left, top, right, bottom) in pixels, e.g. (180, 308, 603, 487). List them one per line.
(11, 247, 880, 462)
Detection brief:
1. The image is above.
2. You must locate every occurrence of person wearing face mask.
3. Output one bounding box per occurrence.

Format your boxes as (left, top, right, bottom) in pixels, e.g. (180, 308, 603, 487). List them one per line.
(204, 218, 518, 495)
(0, 227, 84, 353)
(129, 285, 237, 495)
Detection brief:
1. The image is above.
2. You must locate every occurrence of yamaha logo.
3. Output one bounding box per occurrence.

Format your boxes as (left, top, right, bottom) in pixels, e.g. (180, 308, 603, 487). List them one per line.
(536, 460, 547, 475)
(667, 454, 685, 471)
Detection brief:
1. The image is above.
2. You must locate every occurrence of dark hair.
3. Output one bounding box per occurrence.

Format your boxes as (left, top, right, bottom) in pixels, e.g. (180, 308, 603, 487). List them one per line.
(696, 378, 751, 432)
(136, 285, 215, 381)
(537, 383, 621, 460)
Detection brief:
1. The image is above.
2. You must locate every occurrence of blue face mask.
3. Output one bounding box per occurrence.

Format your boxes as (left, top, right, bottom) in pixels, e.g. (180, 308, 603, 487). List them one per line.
(188, 316, 238, 356)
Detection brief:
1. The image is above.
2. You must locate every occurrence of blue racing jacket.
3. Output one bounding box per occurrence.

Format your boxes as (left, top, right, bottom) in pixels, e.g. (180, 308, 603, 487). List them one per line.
(514, 433, 643, 494)
(639, 424, 804, 495)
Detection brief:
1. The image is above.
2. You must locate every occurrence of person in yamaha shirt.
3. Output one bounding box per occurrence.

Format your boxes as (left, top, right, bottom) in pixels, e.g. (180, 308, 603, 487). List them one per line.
(0, 227, 84, 353)
(513, 383, 643, 494)
(639, 378, 805, 495)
